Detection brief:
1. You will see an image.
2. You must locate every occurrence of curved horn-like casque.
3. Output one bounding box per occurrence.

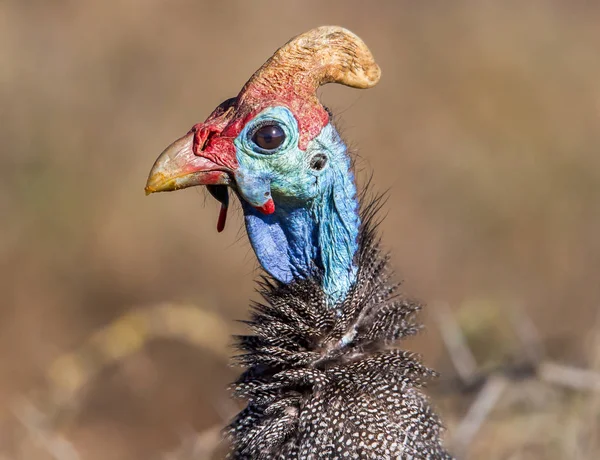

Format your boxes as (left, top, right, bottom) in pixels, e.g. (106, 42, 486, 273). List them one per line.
(239, 26, 381, 105)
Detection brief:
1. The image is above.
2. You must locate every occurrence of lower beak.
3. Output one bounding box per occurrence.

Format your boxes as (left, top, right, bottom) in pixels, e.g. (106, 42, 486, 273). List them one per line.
(145, 132, 230, 195)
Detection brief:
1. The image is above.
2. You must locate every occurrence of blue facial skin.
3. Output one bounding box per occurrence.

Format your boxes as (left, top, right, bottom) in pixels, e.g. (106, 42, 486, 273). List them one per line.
(233, 107, 360, 305)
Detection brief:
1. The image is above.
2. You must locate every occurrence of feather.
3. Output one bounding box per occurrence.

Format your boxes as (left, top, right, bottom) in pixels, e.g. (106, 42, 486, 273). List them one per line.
(226, 198, 453, 459)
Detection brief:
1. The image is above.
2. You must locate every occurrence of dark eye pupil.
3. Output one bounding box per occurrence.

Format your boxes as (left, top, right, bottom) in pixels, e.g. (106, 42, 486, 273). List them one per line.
(252, 124, 285, 151)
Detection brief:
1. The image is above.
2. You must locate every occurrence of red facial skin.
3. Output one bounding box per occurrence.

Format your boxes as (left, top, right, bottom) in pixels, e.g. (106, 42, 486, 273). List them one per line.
(255, 198, 276, 215)
(190, 94, 329, 174)
(188, 81, 329, 220)
(190, 98, 239, 170)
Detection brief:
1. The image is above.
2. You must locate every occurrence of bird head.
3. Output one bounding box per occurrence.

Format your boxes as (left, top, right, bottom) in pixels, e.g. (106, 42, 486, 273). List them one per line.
(146, 26, 380, 304)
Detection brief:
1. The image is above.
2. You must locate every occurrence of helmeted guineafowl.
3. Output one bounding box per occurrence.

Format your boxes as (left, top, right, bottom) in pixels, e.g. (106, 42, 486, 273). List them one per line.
(146, 25, 452, 460)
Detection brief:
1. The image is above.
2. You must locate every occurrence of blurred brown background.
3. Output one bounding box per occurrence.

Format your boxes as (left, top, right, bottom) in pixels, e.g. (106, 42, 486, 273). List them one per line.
(1, 1, 599, 459)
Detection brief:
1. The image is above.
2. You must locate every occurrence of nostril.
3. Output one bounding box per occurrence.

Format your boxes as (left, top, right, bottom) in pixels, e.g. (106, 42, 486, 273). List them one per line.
(192, 132, 206, 154)
(192, 126, 218, 154)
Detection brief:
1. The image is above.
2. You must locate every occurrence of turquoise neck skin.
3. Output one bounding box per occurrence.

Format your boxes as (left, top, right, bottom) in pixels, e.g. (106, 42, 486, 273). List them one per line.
(237, 121, 360, 305)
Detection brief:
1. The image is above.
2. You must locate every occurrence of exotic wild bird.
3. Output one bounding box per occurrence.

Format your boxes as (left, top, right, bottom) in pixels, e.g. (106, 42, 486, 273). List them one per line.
(146, 26, 451, 459)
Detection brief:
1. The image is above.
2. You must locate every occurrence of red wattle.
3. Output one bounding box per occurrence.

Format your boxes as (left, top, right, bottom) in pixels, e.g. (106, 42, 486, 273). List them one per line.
(217, 204, 228, 232)
(256, 198, 275, 215)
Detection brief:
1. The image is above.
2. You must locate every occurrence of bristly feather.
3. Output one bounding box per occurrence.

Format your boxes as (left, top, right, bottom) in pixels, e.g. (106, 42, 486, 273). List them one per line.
(226, 195, 453, 459)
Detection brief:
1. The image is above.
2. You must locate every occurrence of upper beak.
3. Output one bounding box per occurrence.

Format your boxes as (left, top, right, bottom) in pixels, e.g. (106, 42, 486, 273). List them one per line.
(145, 132, 230, 195)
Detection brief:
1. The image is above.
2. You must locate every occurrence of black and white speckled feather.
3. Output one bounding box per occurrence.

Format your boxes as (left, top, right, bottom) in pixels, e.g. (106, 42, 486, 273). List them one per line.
(226, 198, 452, 459)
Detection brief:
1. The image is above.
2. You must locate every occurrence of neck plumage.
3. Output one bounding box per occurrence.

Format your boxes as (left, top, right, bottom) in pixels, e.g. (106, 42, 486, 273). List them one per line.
(242, 131, 360, 305)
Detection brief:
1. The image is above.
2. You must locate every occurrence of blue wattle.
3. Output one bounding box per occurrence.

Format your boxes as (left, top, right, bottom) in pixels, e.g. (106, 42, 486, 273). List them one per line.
(239, 123, 360, 305)
(242, 204, 319, 282)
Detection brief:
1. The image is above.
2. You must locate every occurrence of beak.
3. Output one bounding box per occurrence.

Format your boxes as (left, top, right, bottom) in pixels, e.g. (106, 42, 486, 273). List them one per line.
(145, 132, 230, 195)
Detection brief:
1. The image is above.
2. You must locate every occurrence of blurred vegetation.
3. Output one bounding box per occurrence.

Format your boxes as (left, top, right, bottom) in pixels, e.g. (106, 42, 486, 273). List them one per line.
(1, 1, 599, 459)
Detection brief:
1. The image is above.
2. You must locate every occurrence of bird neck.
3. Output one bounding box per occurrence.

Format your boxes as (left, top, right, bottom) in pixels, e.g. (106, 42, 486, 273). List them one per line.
(242, 136, 360, 305)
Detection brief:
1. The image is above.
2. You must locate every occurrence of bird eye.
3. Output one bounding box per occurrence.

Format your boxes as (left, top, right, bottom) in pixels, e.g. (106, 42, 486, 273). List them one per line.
(252, 124, 285, 151)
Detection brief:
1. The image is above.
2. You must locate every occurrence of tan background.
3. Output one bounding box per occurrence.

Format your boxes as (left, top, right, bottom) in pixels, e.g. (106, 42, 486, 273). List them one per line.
(1, 1, 599, 458)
